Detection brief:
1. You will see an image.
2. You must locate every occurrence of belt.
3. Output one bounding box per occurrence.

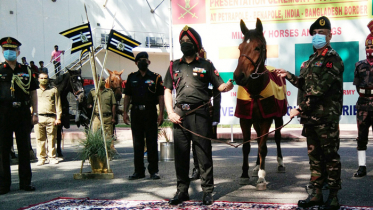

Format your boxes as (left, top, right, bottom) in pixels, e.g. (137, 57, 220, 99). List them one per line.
(39, 113, 56, 117)
(359, 88, 373, 97)
(95, 113, 112, 117)
(132, 104, 156, 111)
(176, 102, 205, 111)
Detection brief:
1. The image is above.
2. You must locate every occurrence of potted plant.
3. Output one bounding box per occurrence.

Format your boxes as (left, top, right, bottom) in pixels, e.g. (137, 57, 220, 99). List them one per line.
(159, 113, 174, 162)
(79, 129, 117, 173)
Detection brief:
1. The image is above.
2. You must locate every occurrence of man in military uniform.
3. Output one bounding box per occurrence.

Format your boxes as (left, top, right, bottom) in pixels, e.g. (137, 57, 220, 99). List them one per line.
(87, 77, 116, 142)
(352, 20, 373, 177)
(123, 52, 164, 180)
(164, 26, 233, 205)
(276, 16, 343, 210)
(0, 37, 38, 195)
(35, 72, 62, 166)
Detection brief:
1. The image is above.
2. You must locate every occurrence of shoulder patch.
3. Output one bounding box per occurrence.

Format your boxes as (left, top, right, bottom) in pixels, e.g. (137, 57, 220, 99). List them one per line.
(326, 62, 333, 69)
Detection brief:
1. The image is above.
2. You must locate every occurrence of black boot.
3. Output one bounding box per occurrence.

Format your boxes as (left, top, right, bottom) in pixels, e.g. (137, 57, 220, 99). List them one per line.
(320, 190, 340, 210)
(190, 168, 200, 180)
(298, 187, 323, 208)
(353, 166, 366, 177)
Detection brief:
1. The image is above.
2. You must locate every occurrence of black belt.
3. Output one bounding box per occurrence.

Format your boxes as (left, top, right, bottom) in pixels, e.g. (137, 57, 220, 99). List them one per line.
(95, 113, 112, 117)
(176, 102, 205, 111)
(39, 113, 56, 117)
(132, 104, 156, 111)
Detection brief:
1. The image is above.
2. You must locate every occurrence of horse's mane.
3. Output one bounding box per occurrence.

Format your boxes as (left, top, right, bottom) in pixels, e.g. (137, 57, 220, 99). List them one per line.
(54, 73, 69, 94)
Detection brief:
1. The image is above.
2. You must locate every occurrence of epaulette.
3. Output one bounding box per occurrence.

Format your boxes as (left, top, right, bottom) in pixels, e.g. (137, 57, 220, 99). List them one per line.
(356, 60, 368, 68)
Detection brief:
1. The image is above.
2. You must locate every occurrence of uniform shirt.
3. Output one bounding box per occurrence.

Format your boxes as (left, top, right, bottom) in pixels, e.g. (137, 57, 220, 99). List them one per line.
(0, 62, 38, 103)
(353, 59, 373, 111)
(87, 88, 116, 114)
(37, 86, 62, 120)
(164, 57, 224, 104)
(124, 70, 164, 105)
(286, 46, 344, 124)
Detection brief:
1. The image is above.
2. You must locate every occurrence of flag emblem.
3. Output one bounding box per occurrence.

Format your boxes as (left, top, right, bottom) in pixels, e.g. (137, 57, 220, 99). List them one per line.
(106, 29, 141, 61)
(172, 0, 206, 25)
(59, 23, 93, 54)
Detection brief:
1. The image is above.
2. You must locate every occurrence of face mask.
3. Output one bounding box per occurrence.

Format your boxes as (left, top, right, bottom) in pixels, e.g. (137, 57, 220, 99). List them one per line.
(312, 34, 327, 49)
(138, 60, 148, 71)
(39, 78, 48, 85)
(366, 49, 373, 65)
(181, 42, 196, 56)
(3, 50, 17, 61)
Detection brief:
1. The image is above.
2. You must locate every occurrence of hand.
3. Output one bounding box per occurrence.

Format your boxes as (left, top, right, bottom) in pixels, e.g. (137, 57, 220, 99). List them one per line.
(111, 118, 116, 124)
(123, 114, 130, 125)
(157, 115, 164, 126)
(289, 108, 300, 119)
(275, 68, 287, 78)
(31, 115, 38, 125)
(54, 119, 61, 125)
(225, 79, 234, 92)
(168, 112, 182, 124)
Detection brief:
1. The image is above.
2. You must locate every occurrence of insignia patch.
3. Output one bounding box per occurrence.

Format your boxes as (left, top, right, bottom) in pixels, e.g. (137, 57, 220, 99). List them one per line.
(319, 19, 325, 26)
(145, 80, 155, 84)
(7, 37, 12, 43)
(321, 48, 328, 56)
(193, 73, 197, 76)
(214, 70, 219, 76)
(200, 74, 204, 78)
(193, 67, 206, 73)
(326, 62, 333, 68)
(314, 61, 323, 67)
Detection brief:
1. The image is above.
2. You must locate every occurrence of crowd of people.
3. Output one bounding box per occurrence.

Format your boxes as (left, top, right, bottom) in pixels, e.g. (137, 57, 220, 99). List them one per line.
(0, 15, 373, 210)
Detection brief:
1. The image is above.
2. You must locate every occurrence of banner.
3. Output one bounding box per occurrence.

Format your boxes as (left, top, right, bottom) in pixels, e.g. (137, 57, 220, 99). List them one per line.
(60, 23, 93, 54)
(106, 29, 141, 61)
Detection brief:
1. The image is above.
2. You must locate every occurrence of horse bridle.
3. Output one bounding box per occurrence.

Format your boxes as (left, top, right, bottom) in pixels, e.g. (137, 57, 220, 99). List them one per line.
(69, 75, 84, 99)
(240, 41, 267, 79)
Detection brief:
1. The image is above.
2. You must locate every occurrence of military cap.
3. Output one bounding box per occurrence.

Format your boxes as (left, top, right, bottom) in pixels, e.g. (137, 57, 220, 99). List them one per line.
(135, 52, 148, 62)
(179, 25, 202, 52)
(309, 16, 331, 35)
(366, 20, 373, 46)
(0, 37, 21, 48)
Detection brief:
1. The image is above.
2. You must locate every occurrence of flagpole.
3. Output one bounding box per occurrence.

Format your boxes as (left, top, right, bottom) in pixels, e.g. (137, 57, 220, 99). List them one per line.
(84, 4, 111, 171)
(169, 0, 174, 61)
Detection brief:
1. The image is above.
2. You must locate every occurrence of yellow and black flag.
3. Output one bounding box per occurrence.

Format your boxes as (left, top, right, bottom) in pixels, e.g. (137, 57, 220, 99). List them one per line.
(107, 29, 141, 61)
(60, 23, 93, 54)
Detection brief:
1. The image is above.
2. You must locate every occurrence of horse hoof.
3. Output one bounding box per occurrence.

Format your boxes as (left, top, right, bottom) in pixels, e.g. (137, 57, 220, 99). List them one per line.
(239, 177, 250, 185)
(277, 165, 286, 173)
(256, 182, 267, 191)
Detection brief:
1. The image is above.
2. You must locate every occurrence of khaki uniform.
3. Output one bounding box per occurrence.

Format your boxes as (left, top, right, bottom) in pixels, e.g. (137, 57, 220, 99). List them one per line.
(34, 86, 62, 161)
(87, 88, 116, 138)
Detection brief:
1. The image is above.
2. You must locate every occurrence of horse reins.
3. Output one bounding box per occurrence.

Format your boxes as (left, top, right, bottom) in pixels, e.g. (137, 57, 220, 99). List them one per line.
(240, 39, 267, 79)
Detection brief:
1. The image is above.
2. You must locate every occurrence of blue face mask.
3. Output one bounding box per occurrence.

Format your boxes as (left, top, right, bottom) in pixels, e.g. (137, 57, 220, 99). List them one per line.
(312, 34, 327, 49)
(3, 50, 17, 61)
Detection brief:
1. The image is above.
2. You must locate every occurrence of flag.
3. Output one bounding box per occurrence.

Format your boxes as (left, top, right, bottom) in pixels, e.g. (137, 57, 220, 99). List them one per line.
(60, 23, 93, 54)
(106, 29, 141, 61)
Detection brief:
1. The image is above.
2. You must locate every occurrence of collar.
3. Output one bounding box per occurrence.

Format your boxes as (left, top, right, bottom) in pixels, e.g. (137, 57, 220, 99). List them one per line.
(2, 61, 22, 69)
(179, 55, 201, 64)
(135, 69, 152, 77)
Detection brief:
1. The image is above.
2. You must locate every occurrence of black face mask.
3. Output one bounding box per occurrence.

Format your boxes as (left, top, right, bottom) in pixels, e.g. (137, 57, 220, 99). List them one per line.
(181, 42, 196, 56)
(138, 60, 148, 71)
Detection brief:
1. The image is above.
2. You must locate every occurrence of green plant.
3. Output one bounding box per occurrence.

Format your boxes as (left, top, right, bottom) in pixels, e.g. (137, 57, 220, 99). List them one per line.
(79, 129, 118, 162)
(158, 112, 172, 142)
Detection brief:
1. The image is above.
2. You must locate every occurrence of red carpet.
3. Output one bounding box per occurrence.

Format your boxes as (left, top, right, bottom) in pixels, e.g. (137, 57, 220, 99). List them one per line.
(19, 197, 373, 210)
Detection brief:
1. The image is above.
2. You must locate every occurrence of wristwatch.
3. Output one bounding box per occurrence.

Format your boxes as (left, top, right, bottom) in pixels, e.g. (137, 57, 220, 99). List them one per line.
(32, 113, 38, 116)
(296, 106, 302, 113)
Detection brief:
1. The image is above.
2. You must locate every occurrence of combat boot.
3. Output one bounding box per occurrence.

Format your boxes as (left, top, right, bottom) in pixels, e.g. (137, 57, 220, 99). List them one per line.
(354, 150, 366, 177)
(353, 166, 366, 177)
(320, 189, 340, 210)
(298, 187, 323, 208)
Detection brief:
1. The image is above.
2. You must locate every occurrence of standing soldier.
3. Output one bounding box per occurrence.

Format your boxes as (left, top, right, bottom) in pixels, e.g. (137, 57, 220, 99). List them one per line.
(35, 73, 62, 166)
(353, 20, 373, 177)
(0, 37, 38, 194)
(164, 26, 233, 205)
(123, 52, 164, 180)
(276, 16, 343, 210)
(87, 77, 116, 142)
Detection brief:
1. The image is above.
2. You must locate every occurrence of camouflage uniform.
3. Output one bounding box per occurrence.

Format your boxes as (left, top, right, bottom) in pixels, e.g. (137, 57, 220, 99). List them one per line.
(353, 59, 373, 151)
(286, 46, 344, 190)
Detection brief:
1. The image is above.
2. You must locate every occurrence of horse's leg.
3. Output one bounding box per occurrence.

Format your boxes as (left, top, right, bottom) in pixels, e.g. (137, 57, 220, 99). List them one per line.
(255, 119, 272, 191)
(251, 123, 261, 177)
(274, 117, 285, 172)
(240, 118, 252, 185)
(56, 125, 63, 158)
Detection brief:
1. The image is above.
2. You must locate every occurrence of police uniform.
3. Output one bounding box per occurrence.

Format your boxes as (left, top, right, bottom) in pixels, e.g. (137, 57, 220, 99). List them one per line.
(35, 85, 62, 164)
(285, 17, 343, 210)
(0, 37, 38, 194)
(124, 69, 164, 177)
(352, 20, 373, 177)
(87, 88, 116, 138)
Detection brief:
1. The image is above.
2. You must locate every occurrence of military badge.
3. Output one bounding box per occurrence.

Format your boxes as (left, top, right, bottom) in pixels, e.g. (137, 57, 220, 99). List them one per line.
(214, 70, 219, 76)
(326, 62, 333, 68)
(145, 80, 155, 84)
(174, 73, 178, 77)
(6, 37, 12, 43)
(314, 61, 323, 67)
(183, 25, 189, 31)
(319, 19, 325, 26)
(200, 74, 204, 78)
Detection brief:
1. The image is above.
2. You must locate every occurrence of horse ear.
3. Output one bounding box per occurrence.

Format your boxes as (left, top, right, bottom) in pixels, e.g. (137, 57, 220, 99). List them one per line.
(256, 18, 263, 34)
(77, 68, 81, 74)
(240, 19, 249, 36)
(107, 69, 113, 74)
(119, 69, 124, 75)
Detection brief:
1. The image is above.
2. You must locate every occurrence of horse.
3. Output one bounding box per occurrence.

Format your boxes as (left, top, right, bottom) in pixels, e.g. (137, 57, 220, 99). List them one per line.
(52, 68, 85, 157)
(233, 18, 287, 190)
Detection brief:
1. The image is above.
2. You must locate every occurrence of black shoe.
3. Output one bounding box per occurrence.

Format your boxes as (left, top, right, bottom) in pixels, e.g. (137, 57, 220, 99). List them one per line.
(128, 172, 145, 180)
(202, 192, 213, 205)
(0, 188, 10, 195)
(169, 191, 189, 205)
(190, 168, 200, 180)
(10, 152, 17, 159)
(298, 192, 323, 208)
(320, 196, 340, 210)
(353, 166, 366, 177)
(150, 173, 160, 180)
(20, 185, 36, 191)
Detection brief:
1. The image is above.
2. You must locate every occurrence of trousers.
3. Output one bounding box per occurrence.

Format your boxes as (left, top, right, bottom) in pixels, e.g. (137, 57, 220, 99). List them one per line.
(34, 116, 57, 160)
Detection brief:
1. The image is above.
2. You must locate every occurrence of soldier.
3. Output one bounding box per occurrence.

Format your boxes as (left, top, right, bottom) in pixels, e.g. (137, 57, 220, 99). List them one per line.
(0, 37, 38, 195)
(276, 16, 343, 210)
(35, 72, 62, 166)
(353, 20, 373, 177)
(164, 26, 233, 205)
(87, 77, 116, 141)
(123, 52, 164, 180)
